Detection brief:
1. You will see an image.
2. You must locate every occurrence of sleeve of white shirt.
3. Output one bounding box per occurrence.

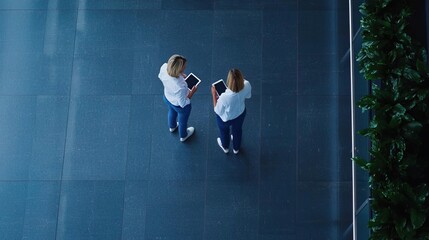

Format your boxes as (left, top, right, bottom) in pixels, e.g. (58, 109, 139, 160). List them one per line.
(177, 87, 190, 108)
(244, 80, 252, 99)
(214, 97, 225, 116)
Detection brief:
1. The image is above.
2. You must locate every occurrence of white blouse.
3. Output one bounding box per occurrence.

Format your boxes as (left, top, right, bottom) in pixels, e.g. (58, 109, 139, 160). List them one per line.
(158, 63, 190, 108)
(214, 80, 252, 122)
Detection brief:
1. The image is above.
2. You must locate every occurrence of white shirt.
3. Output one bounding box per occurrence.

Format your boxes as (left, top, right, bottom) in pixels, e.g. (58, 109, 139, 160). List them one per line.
(158, 63, 190, 108)
(214, 80, 251, 122)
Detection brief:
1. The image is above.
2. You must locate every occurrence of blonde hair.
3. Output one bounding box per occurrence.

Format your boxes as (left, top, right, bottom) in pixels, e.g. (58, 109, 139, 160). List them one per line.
(167, 54, 187, 78)
(227, 68, 244, 92)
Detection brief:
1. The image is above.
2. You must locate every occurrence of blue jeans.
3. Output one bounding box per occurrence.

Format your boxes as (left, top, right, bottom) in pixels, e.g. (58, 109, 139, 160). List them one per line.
(163, 95, 191, 138)
(216, 109, 246, 150)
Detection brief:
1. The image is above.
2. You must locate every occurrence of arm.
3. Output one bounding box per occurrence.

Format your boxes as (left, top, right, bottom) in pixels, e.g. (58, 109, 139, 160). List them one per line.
(244, 80, 252, 99)
(187, 85, 198, 99)
(211, 86, 218, 107)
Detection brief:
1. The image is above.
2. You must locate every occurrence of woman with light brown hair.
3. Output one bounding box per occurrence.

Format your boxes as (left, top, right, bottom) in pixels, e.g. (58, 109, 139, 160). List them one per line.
(158, 54, 198, 142)
(211, 68, 252, 154)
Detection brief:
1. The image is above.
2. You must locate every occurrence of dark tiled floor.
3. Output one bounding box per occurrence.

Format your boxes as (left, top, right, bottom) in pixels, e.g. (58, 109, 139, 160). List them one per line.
(0, 0, 354, 239)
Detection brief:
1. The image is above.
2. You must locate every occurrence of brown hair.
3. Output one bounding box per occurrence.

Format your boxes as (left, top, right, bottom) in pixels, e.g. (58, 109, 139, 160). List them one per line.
(167, 54, 187, 78)
(226, 68, 244, 92)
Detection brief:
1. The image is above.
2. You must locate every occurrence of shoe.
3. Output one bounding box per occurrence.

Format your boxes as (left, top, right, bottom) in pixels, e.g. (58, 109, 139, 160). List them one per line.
(180, 127, 194, 142)
(169, 122, 178, 132)
(230, 135, 239, 154)
(217, 138, 229, 153)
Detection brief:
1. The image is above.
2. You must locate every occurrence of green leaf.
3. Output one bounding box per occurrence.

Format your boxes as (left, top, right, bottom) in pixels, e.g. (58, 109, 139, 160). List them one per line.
(417, 90, 429, 101)
(393, 103, 406, 115)
(389, 115, 402, 127)
(411, 208, 426, 229)
(416, 59, 428, 75)
(405, 121, 423, 132)
(375, 19, 391, 28)
(417, 184, 429, 204)
(395, 217, 408, 239)
(357, 95, 377, 111)
(403, 68, 421, 82)
(353, 156, 369, 170)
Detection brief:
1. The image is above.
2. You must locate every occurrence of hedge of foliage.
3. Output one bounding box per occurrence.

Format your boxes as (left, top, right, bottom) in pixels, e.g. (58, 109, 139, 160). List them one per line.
(355, 0, 429, 239)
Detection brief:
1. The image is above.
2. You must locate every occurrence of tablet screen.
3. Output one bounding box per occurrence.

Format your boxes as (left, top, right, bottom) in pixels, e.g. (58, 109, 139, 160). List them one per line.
(213, 79, 227, 96)
(185, 73, 201, 90)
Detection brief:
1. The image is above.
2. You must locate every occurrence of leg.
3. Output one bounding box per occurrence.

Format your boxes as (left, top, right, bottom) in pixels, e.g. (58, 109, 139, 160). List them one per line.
(177, 104, 192, 138)
(231, 109, 246, 151)
(216, 114, 230, 148)
(163, 96, 178, 129)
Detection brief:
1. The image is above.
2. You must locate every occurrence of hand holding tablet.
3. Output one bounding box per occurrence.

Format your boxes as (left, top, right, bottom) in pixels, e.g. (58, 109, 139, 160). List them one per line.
(185, 73, 202, 90)
(184, 73, 228, 97)
(212, 79, 227, 96)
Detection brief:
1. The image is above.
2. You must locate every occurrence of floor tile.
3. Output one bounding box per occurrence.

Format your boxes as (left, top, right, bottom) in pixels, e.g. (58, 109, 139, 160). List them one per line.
(259, 183, 296, 238)
(56, 181, 125, 240)
(296, 222, 351, 240)
(0, 181, 60, 240)
(263, 10, 297, 36)
(215, 0, 297, 10)
(298, 0, 346, 11)
(78, 0, 162, 9)
(161, 0, 213, 10)
(29, 96, 69, 180)
(296, 181, 352, 224)
(204, 180, 259, 240)
(126, 95, 154, 180)
(298, 10, 348, 55)
(261, 95, 297, 139)
(0, 97, 35, 180)
(0, 97, 66, 180)
(146, 180, 205, 239)
(63, 96, 130, 180)
(297, 96, 352, 182)
(74, 11, 162, 95)
(0, 11, 76, 95)
(214, 10, 262, 35)
(259, 234, 297, 240)
(122, 181, 149, 239)
(0, 0, 78, 9)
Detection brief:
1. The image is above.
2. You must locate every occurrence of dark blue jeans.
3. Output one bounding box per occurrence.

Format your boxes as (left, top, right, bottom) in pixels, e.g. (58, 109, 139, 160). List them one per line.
(216, 109, 246, 150)
(163, 95, 191, 138)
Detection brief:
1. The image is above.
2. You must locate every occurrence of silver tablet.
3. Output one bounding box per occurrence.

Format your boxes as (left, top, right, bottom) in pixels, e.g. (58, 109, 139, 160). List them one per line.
(212, 79, 227, 96)
(185, 73, 202, 90)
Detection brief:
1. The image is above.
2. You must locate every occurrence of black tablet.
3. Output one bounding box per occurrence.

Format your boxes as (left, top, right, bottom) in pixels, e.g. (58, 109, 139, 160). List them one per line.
(185, 73, 202, 90)
(212, 79, 227, 96)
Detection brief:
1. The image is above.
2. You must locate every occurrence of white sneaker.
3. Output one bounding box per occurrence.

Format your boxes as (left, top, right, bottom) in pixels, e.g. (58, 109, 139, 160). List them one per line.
(230, 135, 239, 154)
(217, 138, 229, 153)
(169, 122, 178, 132)
(180, 127, 194, 142)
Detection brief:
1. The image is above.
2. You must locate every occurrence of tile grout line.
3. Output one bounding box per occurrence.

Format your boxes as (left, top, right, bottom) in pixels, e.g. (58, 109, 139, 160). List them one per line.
(202, 9, 216, 239)
(256, 8, 263, 239)
(295, 0, 300, 230)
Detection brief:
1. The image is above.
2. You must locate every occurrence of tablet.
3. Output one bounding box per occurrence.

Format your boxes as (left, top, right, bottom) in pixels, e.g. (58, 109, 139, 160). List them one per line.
(185, 73, 202, 90)
(212, 79, 227, 96)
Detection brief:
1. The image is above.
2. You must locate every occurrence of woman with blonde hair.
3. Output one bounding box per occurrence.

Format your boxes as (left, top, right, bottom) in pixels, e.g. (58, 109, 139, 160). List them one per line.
(158, 54, 198, 142)
(211, 68, 251, 154)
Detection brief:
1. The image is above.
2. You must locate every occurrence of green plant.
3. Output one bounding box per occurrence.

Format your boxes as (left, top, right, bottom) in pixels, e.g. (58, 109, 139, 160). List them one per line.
(355, 0, 429, 239)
